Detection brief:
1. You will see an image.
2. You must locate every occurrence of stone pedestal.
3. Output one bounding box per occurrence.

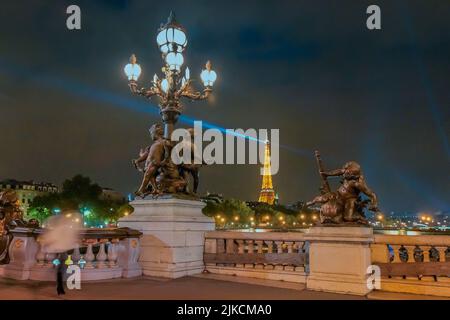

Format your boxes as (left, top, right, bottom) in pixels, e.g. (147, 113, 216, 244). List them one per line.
(304, 226, 374, 296)
(1, 228, 38, 280)
(118, 198, 215, 279)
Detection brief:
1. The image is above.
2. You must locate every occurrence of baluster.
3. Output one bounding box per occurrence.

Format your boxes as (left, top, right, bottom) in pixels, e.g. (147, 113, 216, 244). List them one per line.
(36, 244, 46, 266)
(296, 241, 304, 254)
(255, 240, 264, 254)
(244, 240, 255, 269)
(436, 246, 447, 262)
(247, 240, 254, 254)
(390, 245, 401, 263)
(283, 241, 295, 271)
(273, 241, 284, 270)
(72, 244, 81, 264)
(235, 240, 244, 268)
(225, 239, 235, 253)
(107, 243, 118, 267)
(286, 241, 294, 253)
(422, 246, 431, 262)
(265, 240, 274, 253)
(216, 239, 225, 254)
(421, 246, 434, 282)
(275, 241, 284, 254)
(85, 243, 95, 269)
(254, 240, 264, 269)
(236, 240, 245, 254)
(216, 239, 226, 267)
(96, 242, 107, 268)
(264, 240, 275, 270)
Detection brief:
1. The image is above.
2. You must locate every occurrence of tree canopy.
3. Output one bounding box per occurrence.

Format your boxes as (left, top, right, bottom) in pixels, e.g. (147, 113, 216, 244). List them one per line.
(28, 175, 131, 227)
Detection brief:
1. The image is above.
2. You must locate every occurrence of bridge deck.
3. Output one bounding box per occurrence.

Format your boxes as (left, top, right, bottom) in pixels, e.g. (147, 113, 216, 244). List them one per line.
(0, 274, 445, 300)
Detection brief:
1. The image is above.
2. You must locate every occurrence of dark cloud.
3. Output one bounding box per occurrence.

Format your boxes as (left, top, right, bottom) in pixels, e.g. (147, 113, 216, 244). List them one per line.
(0, 0, 449, 213)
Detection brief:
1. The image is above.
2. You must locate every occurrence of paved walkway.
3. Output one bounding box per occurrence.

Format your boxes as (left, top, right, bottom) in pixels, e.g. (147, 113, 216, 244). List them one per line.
(0, 275, 366, 300)
(0, 275, 445, 300)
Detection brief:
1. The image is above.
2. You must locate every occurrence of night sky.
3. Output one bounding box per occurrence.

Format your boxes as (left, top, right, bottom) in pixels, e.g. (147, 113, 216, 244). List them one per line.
(0, 0, 449, 214)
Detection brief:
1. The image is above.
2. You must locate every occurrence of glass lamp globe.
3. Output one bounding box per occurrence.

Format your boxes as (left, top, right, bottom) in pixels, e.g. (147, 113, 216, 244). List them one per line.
(156, 12, 187, 54)
(200, 61, 217, 87)
(124, 54, 142, 81)
(161, 78, 169, 93)
(165, 52, 184, 71)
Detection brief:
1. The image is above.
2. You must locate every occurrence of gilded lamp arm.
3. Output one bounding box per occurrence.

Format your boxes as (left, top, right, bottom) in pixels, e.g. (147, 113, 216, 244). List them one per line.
(180, 87, 212, 100)
(128, 81, 163, 99)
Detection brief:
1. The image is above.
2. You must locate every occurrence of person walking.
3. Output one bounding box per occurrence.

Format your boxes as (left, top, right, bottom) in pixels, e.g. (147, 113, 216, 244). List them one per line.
(56, 253, 67, 295)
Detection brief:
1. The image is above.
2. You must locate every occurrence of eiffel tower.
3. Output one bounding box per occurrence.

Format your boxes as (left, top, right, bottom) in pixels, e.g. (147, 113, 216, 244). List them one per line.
(258, 141, 276, 204)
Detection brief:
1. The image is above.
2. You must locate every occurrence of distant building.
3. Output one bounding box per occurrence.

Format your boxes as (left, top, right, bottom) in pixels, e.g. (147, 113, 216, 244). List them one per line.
(100, 188, 126, 203)
(0, 179, 59, 216)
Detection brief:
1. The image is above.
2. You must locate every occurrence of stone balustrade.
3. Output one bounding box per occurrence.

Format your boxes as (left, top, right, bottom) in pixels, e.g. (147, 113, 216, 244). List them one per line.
(371, 234, 450, 297)
(1, 227, 142, 281)
(204, 231, 308, 283)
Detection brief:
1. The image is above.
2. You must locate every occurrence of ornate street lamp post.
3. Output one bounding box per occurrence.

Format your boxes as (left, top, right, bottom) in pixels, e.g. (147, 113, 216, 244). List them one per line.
(124, 11, 217, 139)
(123, 12, 217, 197)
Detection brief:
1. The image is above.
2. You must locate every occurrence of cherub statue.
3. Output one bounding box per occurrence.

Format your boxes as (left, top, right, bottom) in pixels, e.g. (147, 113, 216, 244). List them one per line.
(132, 123, 167, 196)
(306, 151, 380, 224)
(132, 123, 187, 197)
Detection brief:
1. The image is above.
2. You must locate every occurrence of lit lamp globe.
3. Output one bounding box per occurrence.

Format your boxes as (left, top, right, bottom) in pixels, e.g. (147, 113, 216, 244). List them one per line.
(200, 61, 217, 87)
(156, 11, 187, 54)
(165, 52, 184, 71)
(124, 54, 142, 81)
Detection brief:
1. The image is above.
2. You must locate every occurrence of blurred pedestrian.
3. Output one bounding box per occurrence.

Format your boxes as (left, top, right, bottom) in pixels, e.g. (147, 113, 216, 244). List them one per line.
(56, 252, 68, 295)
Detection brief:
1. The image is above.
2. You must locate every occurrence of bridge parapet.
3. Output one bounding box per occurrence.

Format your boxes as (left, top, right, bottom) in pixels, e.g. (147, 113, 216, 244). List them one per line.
(371, 234, 450, 297)
(203, 231, 308, 283)
(0, 227, 142, 281)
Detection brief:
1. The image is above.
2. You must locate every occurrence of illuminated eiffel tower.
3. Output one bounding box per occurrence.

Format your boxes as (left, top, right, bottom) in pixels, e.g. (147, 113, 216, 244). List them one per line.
(258, 141, 276, 205)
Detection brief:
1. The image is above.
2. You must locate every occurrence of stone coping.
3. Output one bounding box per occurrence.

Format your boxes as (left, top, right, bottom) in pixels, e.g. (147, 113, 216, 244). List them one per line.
(205, 231, 307, 241)
(374, 234, 450, 246)
(9, 227, 142, 239)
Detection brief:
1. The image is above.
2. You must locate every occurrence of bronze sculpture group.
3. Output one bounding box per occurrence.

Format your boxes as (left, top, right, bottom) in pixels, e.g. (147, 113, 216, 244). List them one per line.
(306, 151, 380, 225)
(0, 190, 39, 264)
(132, 124, 201, 197)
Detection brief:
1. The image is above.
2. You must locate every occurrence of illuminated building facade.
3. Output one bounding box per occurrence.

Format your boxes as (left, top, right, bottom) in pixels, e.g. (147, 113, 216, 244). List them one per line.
(0, 179, 59, 216)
